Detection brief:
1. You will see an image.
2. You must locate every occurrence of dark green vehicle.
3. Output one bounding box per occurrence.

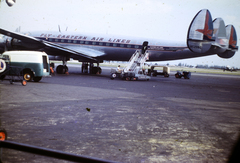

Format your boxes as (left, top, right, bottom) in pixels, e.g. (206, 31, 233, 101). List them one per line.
(0, 51, 50, 82)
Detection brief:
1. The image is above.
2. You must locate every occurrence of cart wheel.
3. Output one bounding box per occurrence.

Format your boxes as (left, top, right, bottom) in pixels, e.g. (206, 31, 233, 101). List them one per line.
(111, 73, 117, 79)
(10, 80, 14, 84)
(22, 80, 27, 86)
(164, 73, 169, 77)
(0, 128, 7, 141)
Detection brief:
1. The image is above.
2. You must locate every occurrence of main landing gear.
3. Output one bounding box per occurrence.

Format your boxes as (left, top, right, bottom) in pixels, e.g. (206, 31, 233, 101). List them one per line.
(82, 62, 102, 74)
(56, 57, 69, 74)
(56, 65, 68, 74)
(56, 62, 102, 74)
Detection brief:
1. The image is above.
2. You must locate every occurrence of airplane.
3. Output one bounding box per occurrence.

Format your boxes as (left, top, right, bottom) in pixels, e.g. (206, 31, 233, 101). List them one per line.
(223, 66, 238, 72)
(0, 9, 238, 81)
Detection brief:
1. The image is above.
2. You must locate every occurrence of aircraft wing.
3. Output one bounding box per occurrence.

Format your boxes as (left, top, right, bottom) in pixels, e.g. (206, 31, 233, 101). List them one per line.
(0, 28, 98, 62)
(62, 45, 105, 58)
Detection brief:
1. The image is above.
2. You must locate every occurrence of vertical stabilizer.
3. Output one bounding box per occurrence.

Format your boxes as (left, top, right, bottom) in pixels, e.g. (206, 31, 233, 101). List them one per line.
(187, 9, 213, 53)
(187, 9, 238, 58)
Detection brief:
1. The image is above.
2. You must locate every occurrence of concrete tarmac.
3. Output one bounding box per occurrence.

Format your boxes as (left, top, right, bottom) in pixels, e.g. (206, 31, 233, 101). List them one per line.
(0, 65, 240, 163)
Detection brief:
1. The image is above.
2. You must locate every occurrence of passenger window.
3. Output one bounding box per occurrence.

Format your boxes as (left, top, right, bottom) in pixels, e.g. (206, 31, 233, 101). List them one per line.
(61, 39, 65, 43)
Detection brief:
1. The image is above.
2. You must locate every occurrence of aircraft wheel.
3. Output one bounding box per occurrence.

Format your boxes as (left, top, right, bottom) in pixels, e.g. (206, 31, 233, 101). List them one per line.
(56, 65, 68, 74)
(23, 71, 33, 81)
(63, 66, 68, 73)
(126, 77, 130, 81)
(98, 67, 102, 74)
(56, 65, 63, 74)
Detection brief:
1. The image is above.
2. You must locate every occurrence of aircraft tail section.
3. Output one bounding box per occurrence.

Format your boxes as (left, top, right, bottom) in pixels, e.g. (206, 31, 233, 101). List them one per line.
(187, 9, 238, 58)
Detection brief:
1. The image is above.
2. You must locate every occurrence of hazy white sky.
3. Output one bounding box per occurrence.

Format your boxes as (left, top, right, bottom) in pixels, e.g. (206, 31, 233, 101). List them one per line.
(0, 0, 239, 67)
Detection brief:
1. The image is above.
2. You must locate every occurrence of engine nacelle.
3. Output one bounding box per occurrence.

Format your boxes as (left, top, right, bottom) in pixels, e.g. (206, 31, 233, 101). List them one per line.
(187, 9, 238, 59)
(3, 37, 44, 51)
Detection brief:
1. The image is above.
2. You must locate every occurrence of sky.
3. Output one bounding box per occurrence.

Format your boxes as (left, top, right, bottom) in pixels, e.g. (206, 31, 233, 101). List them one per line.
(0, 0, 240, 67)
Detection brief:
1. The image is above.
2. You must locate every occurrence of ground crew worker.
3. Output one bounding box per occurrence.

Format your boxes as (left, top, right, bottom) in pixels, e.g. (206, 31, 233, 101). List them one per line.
(50, 63, 55, 75)
(116, 65, 122, 73)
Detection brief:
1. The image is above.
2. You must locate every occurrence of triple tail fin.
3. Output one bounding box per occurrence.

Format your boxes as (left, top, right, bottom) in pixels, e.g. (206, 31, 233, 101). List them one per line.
(187, 9, 238, 58)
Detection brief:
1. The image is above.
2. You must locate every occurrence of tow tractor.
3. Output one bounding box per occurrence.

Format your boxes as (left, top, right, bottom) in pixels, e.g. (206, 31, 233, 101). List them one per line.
(110, 41, 151, 81)
(148, 65, 170, 77)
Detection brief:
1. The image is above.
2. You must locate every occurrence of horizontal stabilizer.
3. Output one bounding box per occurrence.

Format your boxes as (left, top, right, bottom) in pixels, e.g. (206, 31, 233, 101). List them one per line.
(187, 9, 238, 59)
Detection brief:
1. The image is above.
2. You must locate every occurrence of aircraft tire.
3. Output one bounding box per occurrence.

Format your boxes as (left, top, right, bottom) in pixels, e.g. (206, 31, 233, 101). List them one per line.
(56, 65, 68, 74)
(97, 67, 102, 74)
(56, 65, 63, 74)
(63, 66, 68, 73)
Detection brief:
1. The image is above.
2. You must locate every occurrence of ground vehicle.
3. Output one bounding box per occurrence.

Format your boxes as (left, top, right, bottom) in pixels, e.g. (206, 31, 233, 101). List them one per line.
(0, 51, 50, 82)
(110, 42, 151, 81)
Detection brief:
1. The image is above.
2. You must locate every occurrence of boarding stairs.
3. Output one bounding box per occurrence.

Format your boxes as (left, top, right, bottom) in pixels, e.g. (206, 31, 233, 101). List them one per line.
(123, 49, 149, 74)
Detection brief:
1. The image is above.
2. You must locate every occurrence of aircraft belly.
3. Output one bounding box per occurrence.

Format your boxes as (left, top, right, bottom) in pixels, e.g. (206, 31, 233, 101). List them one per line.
(148, 49, 213, 61)
(98, 48, 136, 61)
(42, 43, 216, 62)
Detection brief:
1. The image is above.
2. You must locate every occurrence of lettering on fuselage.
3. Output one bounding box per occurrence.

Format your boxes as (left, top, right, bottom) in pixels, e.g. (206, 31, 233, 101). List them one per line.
(38, 33, 185, 51)
(39, 33, 131, 43)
